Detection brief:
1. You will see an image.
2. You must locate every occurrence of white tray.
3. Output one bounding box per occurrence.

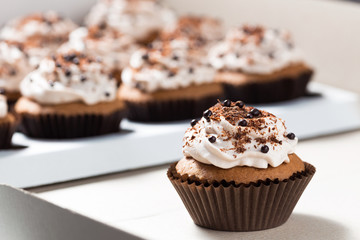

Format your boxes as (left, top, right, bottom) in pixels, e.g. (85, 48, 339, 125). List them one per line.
(0, 82, 359, 188)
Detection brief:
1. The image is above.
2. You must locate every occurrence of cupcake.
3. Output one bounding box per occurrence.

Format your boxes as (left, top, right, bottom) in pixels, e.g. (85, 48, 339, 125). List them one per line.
(85, 0, 176, 44)
(0, 41, 32, 103)
(0, 94, 16, 149)
(14, 51, 126, 139)
(0, 11, 77, 66)
(168, 101, 315, 231)
(59, 25, 139, 83)
(119, 40, 223, 122)
(208, 25, 314, 103)
(160, 15, 224, 54)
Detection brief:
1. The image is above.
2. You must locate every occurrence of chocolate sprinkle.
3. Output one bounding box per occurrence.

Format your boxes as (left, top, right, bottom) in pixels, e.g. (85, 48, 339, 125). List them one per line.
(80, 75, 87, 82)
(188, 67, 194, 74)
(65, 69, 72, 77)
(142, 54, 149, 61)
(105, 92, 110, 97)
(261, 145, 269, 153)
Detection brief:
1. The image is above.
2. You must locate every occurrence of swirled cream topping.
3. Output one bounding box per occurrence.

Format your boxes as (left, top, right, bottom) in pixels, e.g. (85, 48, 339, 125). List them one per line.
(0, 41, 32, 92)
(183, 101, 298, 169)
(85, 0, 176, 41)
(0, 94, 7, 118)
(208, 25, 303, 74)
(20, 52, 117, 105)
(121, 41, 216, 93)
(0, 11, 77, 43)
(59, 26, 139, 71)
(160, 16, 224, 50)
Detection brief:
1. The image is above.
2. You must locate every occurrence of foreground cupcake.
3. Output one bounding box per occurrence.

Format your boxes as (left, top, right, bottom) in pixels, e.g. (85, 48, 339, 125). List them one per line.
(0, 41, 32, 103)
(209, 25, 314, 103)
(119, 41, 222, 122)
(0, 94, 16, 148)
(15, 52, 126, 139)
(168, 100, 315, 231)
(59, 25, 139, 83)
(0, 11, 77, 66)
(85, 0, 176, 44)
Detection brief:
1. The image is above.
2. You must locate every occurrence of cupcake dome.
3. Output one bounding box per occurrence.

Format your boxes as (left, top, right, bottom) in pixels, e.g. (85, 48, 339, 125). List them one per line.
(168, 100, 315, 231)
(15, 52, 126, 139)
(0, 11, 77, 66)
(0, 41, 32, 101)
(85, 0, 176, 43)
(59, 25, 139, 82)
(208, 25, 314, 103)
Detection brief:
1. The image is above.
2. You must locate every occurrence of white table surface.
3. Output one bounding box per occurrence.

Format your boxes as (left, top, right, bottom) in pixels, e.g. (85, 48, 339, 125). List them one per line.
(32, 129, 360, 240)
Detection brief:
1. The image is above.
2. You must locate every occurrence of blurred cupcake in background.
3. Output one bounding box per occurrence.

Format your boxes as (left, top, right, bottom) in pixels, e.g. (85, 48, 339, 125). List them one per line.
(15, 51, 126, 139)
(119, 40, 223, 122)
(0, 11, 77, 66)
(0, 94, 16, 149)
(160, 15, 224, 55)
(59, 24, 139, 84)
(85, 0, 176, 44)
(209, 25, 314, 103)
(0, 41, 32, 103)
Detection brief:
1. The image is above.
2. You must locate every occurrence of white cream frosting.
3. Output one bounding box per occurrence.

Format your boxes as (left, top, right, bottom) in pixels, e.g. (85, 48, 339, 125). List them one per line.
(59, 27, 139, 71)
(209, 25, 303, 74)
(0, 95, 8, 118)
(122, 42, 216, 93)
(20, 53, 117, 105)
(85, 0, 176, 41)
(183, 104, 298, 169)
(0, 41, 32, 92)
(0, 11, 77, 43)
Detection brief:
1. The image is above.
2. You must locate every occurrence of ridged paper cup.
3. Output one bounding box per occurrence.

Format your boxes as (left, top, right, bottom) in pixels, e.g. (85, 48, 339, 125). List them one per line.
(168, 162, 315, 231)
(0, 115, 16, 149)
(18, 109, 126, 139)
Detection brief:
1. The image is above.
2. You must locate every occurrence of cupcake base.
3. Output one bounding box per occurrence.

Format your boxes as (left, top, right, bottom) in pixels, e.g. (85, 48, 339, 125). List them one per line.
(168, 162, 315, 231)
(119, 83, 224, 122)
(216, 64, 314, 103)
(0, 114, 17, 149)
(15, 97, 127, 139)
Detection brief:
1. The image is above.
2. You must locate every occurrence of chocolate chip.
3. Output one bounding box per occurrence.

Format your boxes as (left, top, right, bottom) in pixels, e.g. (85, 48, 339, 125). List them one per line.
(188, 67, 194, 74)
(9, 69, 17, 76)
(235, 101, 244, 108)
(142, 54, 149, 61)
(64, 53, 76, 62)
(223, 99, 231, 107)
(55, 62, 62, 68)
(287, 133, 296, 140)
(208, 136, 216, 143)
(246, 113, 253, 118)
(172, 55, 179, 61)
(261, 145, 269, 153)
(105, 92, 110, 97)
(190, 119, 198, 127)
(49, 81, 55, 87)
(72, 57, 80, 65)
(65, 69, 72, 77)
(168, 71, 176, 77)
(80, 75, 87, 82)
(251, 108, 261, 117)
(238, 120, 247, 127)
(203, 109, 212, 121)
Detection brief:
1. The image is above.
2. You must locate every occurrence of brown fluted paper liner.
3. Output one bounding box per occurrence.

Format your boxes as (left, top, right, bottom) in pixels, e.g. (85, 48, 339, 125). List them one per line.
(0, 117, 16, 149)
(223, 71, 313, 104)
(19, 109, 126, 139)
(125, 95, 221, 122)
(168, 162, 315, 231)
